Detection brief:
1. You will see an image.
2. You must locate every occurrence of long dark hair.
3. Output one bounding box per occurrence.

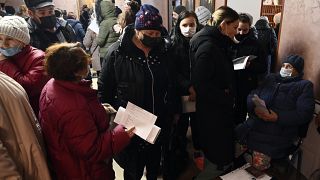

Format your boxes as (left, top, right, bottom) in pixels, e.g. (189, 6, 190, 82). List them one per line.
(172, 10, 200, 46)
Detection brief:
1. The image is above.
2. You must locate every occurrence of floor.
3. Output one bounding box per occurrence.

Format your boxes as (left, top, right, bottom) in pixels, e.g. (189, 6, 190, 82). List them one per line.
(91, 75, 200, 179)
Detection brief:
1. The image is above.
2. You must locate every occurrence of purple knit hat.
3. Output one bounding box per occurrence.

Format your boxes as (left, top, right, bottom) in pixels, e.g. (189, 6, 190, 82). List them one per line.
(134, 4, 163, 31)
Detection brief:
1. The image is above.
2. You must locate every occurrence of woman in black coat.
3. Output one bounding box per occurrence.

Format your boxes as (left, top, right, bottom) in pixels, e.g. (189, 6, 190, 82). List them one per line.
(190, 6, 239, 179)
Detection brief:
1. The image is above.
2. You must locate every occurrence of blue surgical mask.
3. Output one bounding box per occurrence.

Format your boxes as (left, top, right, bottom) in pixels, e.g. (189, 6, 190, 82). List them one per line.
(0, 46, 22, 57)
(280, 67, 292, 77)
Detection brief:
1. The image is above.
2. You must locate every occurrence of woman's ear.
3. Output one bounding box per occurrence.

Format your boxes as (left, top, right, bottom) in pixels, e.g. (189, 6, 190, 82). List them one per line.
(219, 20, 227, 34)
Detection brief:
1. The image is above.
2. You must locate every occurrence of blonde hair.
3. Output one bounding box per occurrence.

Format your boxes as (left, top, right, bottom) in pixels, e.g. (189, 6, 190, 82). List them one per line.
(208, 6, 239, 27)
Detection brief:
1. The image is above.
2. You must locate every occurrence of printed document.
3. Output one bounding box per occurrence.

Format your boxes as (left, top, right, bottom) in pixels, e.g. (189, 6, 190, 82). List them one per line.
(220, 163, 271, 180)
(233, 55, 257, 70)
(114, 102, 160, 144)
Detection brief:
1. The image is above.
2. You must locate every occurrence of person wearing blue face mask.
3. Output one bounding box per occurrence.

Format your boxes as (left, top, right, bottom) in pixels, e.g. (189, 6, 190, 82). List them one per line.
(0, 15, 49, 115)
(236, 55, 315, 169)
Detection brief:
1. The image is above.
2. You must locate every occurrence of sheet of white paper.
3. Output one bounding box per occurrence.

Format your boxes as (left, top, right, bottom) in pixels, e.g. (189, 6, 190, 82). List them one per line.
(88, 19, 99, 34)
(181, 96, 196, 113)
(113, 107, 134, 129)
(125, 102, 157, 139)
(233, 56, 249, 70)
(220, 164, 272, 180)
(146, 125, 161, 144)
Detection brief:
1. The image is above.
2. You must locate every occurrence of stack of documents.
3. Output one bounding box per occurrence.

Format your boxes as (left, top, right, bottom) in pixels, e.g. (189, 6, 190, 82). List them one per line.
(114, 102, 161, 144)
(220, 163, 271, 180)
(233, 55, 257, 70)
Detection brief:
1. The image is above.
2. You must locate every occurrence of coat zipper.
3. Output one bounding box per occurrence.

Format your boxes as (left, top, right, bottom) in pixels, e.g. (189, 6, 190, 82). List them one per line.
(146, 58, 155, 113)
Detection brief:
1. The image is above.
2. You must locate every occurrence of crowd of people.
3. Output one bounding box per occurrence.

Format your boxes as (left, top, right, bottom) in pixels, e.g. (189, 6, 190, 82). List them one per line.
(0, 0, 315, 179)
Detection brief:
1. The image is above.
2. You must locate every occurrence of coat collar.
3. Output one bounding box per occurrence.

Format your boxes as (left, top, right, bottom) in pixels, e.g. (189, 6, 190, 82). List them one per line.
(53, 79, 96, 96)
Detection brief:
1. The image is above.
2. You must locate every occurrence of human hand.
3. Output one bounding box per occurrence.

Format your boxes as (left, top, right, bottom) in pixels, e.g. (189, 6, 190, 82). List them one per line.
(0, 53, 6, 61)
(188, 86, 196, 101)
(126, 127, 135, 138)
(252, 94, 266, 107)
(255, 107, 278, 122)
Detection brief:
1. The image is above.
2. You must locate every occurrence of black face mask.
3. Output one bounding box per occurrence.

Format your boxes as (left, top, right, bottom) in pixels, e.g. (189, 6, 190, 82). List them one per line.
(235, 33, 249, 42)
(140, 34, 162, 48)
(39, 15, 57, 29)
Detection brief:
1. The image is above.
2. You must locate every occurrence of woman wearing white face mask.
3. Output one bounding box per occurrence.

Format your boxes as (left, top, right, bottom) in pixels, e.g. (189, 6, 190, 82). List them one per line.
(168, 10, 201, 177)
(0, 15, 49, 115)
(236, 55, 314, 169)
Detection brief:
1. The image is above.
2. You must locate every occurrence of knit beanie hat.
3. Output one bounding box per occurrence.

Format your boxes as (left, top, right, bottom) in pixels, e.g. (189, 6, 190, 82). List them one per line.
(283, 55, 304, 73)
(0, 16, 30, 44)
(173, 5, 187, 14)
(195, 6, 211, 26)
(134, 4, 163, 31)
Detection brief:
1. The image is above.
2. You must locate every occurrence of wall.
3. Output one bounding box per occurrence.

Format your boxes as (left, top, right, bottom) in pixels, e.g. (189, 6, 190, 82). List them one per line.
(215, 0, 226, 10)
(277, 0, 320, 177)
(227, 0, 262, 24)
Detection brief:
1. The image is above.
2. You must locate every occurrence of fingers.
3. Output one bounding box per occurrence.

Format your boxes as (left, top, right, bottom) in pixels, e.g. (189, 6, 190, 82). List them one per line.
(126, 127, 135, 138)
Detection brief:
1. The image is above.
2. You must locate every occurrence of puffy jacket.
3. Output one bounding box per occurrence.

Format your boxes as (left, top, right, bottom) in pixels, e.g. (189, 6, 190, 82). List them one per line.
(67, 19, 86, 43)
(0, 45, 49, 114)
(98, 24, 174, 139)
(246, 74, 314, 159)
(97, 1, 120, 59)
(39, 79, 130, 179)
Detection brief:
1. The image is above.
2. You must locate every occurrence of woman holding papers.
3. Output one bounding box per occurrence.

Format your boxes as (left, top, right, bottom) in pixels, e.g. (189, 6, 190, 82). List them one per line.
(39, 43, 132, 179)
(233, 13, 268, 124)
(189, 6, 239, 179)
(170, 10, 202, 176)
(98, 4, 174, 180)
(237, 55, 314, 169)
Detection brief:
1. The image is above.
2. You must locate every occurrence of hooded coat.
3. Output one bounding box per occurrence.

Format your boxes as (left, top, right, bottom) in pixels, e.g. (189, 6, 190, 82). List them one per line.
(96, 0, 120, 59)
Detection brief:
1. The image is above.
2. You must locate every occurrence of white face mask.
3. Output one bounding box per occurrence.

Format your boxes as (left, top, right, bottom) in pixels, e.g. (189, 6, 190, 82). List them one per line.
(180, 26, 196, 38)
(280, 67, 292, 77)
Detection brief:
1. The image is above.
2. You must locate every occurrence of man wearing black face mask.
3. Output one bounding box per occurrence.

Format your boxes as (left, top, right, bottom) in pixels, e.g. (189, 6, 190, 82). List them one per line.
(24, 0, 77, 51)
(98, 4, 176, 180)
(232, 13, 267, 125)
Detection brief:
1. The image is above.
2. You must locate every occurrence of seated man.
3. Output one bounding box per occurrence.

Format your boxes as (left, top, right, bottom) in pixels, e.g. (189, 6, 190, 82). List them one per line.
(237, 55, 314, 169)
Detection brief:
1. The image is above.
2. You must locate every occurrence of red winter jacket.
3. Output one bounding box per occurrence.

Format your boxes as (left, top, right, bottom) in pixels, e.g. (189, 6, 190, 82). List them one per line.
(39, 79, 130, 180)
(0, 45, 49, 114)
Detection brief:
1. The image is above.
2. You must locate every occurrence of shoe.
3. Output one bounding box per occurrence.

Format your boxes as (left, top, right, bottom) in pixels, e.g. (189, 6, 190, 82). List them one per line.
(193, 151, 204, 171)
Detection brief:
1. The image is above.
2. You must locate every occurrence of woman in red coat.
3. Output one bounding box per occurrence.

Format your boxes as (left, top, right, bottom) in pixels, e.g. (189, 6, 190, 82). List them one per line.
(39, 42, 133, 179)
(0, 15, 49, 114)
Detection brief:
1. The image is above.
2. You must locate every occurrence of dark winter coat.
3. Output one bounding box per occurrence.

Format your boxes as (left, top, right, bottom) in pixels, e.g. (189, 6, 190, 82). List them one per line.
(0, 45, 49, 114)
(233, 28, 268, 123)
(27, 18, 77, 51)
(39, 79, 130, 179)
(255, 19, 278, 55)
(67, 19, 86, 43)
(190, 26, 235, 166)
(246, 74, 314, 159)
(98, 24, 173, 137)
(171, 36, 193, 96)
